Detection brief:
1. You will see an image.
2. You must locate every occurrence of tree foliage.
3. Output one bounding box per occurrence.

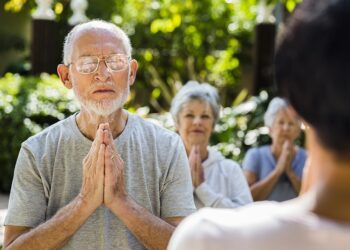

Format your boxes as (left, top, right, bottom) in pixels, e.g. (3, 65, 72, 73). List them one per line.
(2, 0, 302, 111)
(0, 73, 78, 192)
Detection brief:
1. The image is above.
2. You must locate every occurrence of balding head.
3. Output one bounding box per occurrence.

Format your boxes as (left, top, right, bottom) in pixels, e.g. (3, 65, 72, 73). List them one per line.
(62, 20, 132, 65)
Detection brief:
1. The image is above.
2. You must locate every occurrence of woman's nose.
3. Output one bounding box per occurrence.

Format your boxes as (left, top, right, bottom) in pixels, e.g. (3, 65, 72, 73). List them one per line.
(283, 123, 290, 131)
(193, 116, 202, 125)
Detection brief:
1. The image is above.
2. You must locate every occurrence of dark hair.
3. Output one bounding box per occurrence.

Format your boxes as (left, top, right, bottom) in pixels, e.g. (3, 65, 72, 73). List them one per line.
(275, 0, 350, 154)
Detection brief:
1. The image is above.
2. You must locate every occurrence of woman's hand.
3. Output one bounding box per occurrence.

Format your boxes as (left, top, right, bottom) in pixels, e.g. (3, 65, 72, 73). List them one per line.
(189, 145, 205, 188)
(276, 140, 295, 174)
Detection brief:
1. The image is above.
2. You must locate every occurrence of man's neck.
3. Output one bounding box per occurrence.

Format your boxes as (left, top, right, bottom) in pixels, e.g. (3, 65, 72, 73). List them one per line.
(311, 164, 350, 224)
(76, 108, 128, 140)
(307, 134, 350, 223)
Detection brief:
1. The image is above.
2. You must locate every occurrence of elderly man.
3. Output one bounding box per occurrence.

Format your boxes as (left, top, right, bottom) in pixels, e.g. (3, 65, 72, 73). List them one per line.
(168, 0, 350, 249)
(3, 20, 195, 250)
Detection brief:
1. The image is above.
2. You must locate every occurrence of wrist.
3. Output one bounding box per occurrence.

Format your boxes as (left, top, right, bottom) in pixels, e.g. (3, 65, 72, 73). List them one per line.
(273, 167, 284, 176)
(107, 192, 130, 216)
(285, 168, 295, 177)
(77, 193, 99, 214)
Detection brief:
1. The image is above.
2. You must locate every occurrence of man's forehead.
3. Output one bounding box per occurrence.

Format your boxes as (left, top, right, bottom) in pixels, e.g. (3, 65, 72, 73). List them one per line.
(73, 28, 120, 45)
(71, 28, 126, 56)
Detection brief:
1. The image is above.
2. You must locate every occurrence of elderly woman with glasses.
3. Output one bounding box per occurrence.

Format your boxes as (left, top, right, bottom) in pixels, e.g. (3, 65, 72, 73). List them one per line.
(170, 81, 252, 209)
(243, 97, 307, 201)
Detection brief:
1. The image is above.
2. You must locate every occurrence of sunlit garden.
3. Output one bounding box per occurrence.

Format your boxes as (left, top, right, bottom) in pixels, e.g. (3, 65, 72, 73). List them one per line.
(0, 0, 303, 247)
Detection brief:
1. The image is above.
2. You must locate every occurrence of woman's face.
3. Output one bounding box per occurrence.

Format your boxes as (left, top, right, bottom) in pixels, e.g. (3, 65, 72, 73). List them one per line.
(176, 100, 214, 147)
(270, 108, 301, 145)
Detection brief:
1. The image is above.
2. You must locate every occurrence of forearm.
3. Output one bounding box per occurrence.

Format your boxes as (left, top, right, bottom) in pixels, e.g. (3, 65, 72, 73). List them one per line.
(286, 170, 302, 194)
(195, 184, 250, 208)
(5, 196, 94, 250)
(110, 195, 175, 250)
(250, 170, 282, 201)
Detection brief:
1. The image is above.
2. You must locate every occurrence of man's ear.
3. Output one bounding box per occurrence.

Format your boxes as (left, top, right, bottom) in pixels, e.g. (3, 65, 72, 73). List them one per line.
(57, 64, 72, 89)
(128, 59, 138, 86)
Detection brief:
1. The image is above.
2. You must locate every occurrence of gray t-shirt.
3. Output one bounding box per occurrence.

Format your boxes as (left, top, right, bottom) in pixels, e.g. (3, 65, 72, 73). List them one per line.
(5, 112, 196, 249)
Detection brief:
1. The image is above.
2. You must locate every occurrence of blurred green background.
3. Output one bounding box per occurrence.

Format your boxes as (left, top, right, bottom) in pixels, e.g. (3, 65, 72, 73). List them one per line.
(0, 0, 303, 193)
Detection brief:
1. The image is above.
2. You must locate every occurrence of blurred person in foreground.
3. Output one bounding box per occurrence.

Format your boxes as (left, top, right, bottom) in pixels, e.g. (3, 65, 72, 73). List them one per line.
(168, 0, 350, 249)
(243, 97, 307, 201)
(3, 20, 196, 250)
(170, 81, 252, 209)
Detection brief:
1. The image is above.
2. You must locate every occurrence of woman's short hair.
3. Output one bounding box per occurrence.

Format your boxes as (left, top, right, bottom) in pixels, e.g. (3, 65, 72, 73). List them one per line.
(264, 97, 289, 128)
(170, 81, 220, 125)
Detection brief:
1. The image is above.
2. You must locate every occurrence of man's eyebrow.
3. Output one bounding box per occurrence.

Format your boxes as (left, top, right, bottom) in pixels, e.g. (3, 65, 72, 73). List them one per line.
(78, 53, 96, 57)
(77, 52, 125, 58)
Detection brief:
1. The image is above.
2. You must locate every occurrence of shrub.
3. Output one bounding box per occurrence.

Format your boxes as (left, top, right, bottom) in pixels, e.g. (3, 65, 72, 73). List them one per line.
(0, 73, 78, 192)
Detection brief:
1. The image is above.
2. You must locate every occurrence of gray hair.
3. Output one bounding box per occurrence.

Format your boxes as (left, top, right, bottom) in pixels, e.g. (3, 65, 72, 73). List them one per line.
(264, 97, 290, 127)
(170, 81, 220, 125)
(62, 20, 132, 65)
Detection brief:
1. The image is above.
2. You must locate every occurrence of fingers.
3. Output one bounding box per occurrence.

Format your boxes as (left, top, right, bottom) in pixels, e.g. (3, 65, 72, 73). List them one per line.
(105, 145, 114, 167)
(97, 143, 105, 174)
(90, 125, 105, 167)
(104, 145, 125, 203)
(83, 125, 104, 169)
(195, 145, 201, 168)
(100, 123, 117, 151)
(189, 145, 202, 187)
(282, 140, 291, 151)
(189, 146, 198, 176)
(189, 146, 196, 167)
(86, 124, 104, 159)
(80, 127, 106, 209)
(194, 145, 204, 186)
(105, 145, 123, 171)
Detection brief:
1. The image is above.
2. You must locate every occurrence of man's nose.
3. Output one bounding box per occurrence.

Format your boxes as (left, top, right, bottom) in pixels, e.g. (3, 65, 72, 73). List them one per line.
(94, 60, 110, 81)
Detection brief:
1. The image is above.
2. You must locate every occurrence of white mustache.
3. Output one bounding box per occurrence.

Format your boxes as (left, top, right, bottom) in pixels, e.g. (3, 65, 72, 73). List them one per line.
(93, 81, 114, 87)
(89, 82, 114, 92)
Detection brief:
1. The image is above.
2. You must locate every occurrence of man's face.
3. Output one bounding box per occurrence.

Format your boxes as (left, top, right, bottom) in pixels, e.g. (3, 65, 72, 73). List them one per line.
(67, 28, 137, 116)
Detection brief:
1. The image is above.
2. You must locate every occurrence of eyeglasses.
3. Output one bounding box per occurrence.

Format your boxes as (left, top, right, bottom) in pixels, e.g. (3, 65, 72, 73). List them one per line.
(69, 54, 131, 74)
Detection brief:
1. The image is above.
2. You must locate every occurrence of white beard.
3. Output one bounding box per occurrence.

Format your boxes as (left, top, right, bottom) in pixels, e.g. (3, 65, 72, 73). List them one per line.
(74, 83, 130, 117)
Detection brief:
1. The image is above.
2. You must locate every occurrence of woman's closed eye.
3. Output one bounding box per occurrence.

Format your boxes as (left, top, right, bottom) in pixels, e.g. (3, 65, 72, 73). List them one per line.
(201, 114, 211, 119)
(184, 114, 195, 118)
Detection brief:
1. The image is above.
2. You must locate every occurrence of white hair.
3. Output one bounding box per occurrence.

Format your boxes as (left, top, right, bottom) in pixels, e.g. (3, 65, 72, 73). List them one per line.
(264, 97, 289, 127)
(170, 81, 220, 125)
(62, 19, 132, 65)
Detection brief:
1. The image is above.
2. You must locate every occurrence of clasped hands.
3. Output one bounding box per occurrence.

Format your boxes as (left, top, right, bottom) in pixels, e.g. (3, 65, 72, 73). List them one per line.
(276, 140, 296, 175)
(80, 123, 126, 211)
(188, 145, 205, 188)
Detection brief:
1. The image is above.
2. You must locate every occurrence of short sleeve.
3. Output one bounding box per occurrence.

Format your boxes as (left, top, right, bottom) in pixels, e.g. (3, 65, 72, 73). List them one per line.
(4, 145, 48, 227)
(242, 148, 260, 174)
(160, 136, 196, 218)
(293, 148, 307, 179)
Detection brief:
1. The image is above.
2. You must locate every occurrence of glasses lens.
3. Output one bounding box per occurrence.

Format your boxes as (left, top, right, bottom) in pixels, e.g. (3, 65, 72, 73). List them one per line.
(76, 56, 99, 74)
(106, 54, 129, 71)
